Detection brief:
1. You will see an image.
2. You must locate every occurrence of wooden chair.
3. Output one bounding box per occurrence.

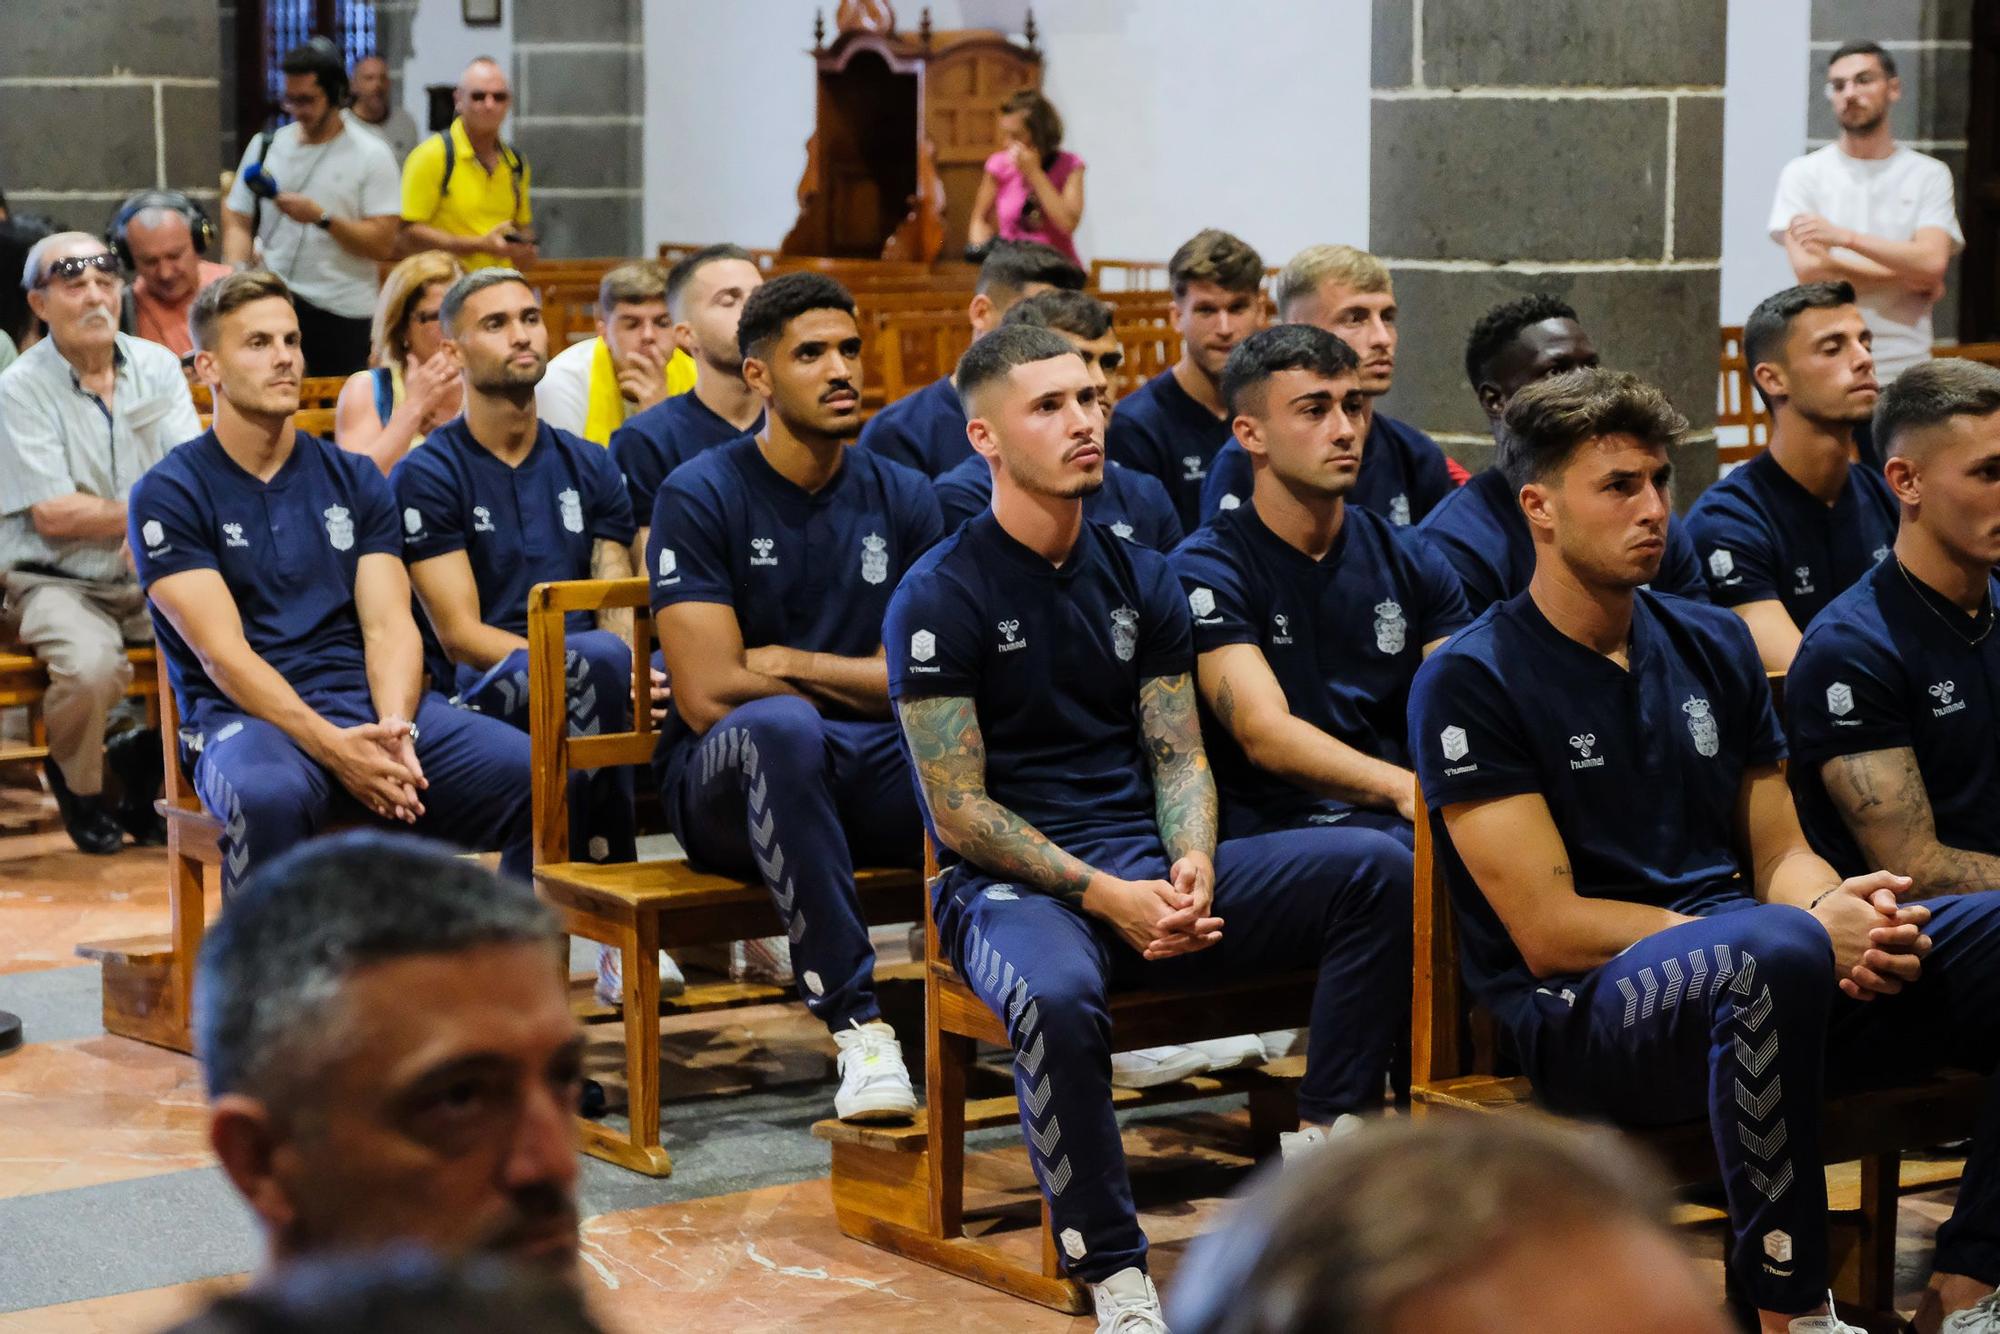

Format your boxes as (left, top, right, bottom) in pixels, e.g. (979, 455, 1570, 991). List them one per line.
(814, 838, 1317, 1313)
(1088, 258, 1169, 292)
(0, 646, 159, 767)
(877, 311, 977, 405)
(1410, 778, 1983, 1314)
(1718, 324, 1772, 465)
(1110, 323, 1181, 403)
(1940, 340, 2000, 369)
(524, 576, 927, 1176)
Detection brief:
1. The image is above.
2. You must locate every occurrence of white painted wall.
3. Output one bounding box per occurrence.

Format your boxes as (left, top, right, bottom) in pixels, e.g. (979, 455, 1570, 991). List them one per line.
(397, 0, 513, 134)
(642, 0, 1371, 263)
(1720, 0, 1811, 323)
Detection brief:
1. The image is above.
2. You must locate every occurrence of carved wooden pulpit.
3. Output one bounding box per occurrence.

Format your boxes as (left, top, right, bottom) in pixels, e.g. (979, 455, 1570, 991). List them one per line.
(782, 3, 1042, 262)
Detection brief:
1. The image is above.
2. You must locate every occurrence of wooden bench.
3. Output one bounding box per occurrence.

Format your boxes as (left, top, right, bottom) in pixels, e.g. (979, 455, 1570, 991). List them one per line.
(813, 842, 1317, 1313)
(524, 576, 927, 1176)
(0, 646, 160, 768)
(1410, 780, 1983, 1315)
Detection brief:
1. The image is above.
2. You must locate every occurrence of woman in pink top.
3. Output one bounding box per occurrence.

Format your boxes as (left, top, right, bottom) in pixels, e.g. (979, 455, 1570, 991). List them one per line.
(968, 90, 1085, 266)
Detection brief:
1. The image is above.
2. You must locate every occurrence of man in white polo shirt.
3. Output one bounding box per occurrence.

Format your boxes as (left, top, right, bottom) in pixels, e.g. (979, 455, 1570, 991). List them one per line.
(1770, 39, 1963, 465)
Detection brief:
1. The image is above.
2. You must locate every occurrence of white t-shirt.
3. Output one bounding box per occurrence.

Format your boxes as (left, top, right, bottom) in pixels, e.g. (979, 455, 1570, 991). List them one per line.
(1768, 144, 1965, 379)
(226, 116, 402, 320)
(535, 337, 597, 437)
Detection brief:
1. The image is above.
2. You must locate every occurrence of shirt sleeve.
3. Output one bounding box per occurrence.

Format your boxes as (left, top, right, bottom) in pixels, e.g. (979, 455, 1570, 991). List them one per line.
(885, 560, 982, 700)
(359, 139, 404, 218)
(1135, 551, 1195, 679)
(1170, 538, 1258, 652)
(1409, 644, 1543, 810)
(533, 359, 588, 437)
(400, 137, 445, 224)
(894, 468, 946, 567)
(1916, 157, 1966, 248)
(647, 467, 734, 613)
(1408, 532, 1474, 643)
(1413, 514, 1502, 615)
(1683, 495, 1777, 607)
(583, 443, 637, 546)
(934, 464, 986, 531)
(347, 454, 404, 559)
(1406, 430, 1457, 519)
(1106, 399, 1165, 483)
(1657, 519, 1714, 604)
(1714, 608, 1787, 768)
(1768, 157, 1813, 239)
(0, 382, 78, 514)
(855, 403, 921, 474)
(1198, 442, 1251, 520)
(609, 418, 674, 522)
(224, 137, 261, 218)
(1785, 619, 1908, 765)
(1133, 470, 1184, 551)
(390, 449, 467, 561)
(129, 465, 217, 586)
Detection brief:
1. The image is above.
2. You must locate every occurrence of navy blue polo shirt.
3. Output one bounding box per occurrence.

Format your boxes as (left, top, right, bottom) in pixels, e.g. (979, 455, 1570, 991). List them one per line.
(647, 437, 942, 775)
(855, 375, 969, 478)
(392, 419, 634, 639)
(1409, 589, 1783, 1058)
(608, 389, 763, 520)
(1172, 502, 1471, 830)
(130, 430, 403, 731)
(1107, 369, 1230, 532)
(934, 455, 1185, 552)
(1684, 449, 1898, 629)
(1786, 559, 2000, 877)
(1416, 466, 1709, 614)
(1198, 411, 1457, 528)
(887, 512, 1193, 870)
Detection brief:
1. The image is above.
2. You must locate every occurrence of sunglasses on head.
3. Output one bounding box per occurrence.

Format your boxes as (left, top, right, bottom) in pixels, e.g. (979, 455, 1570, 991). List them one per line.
(37, 253, 120, 287)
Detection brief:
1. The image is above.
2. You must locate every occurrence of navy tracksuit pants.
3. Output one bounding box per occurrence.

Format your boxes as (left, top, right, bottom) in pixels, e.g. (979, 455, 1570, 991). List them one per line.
(661, 695, 922, 1030)
(454, 629, 636, 865)
(934, 825, 1414, 1283)
(1520, 896, 2000, 1314)
(188, 690, 533, 896)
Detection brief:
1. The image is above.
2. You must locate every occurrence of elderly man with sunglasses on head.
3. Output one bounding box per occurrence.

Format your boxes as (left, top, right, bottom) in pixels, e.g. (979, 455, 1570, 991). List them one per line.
(0, 233, 201, 854)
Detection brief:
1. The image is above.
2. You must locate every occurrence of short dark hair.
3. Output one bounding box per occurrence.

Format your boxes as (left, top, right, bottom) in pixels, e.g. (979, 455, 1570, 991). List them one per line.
(281, 39, 347, 102)
(1220, 323, 1361, 418)
(976, 240, 1086, 300)
(1743, 281, 1859, 409)
(665, 243, 755, 319)
(439, 266, 533, 337)
(190, 269, 294, 353)
(736, 271, 856, 362)
(1000, 89, 1064, 156)
(1001, 288, 1112, 341)
(1829, 39, 1897, 79)
(1502, 367, 1687, 487)
(1464, 292, 1579, 389)
(1874, 357, 2000, 459)
(195, 831, 557, 1104)
(1169, 229, 1266, 301)
(957, 323, 1080, 413)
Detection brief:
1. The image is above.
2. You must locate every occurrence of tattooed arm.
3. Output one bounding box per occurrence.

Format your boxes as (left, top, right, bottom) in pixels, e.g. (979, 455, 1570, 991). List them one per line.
(1821, 747, 2000, 897)
(1138, 672, 1218, 867)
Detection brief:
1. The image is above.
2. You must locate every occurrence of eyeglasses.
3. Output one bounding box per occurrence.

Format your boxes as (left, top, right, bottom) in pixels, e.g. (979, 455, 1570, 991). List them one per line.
(36, 253, 121, 287)
(466, 90, 510, 104)
(412, 310, 442, 325)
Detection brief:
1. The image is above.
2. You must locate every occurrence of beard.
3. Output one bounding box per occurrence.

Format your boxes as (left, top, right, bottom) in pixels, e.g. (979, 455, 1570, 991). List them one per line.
(470, 358, 546, 393)
(1838, 107, 1886, 135)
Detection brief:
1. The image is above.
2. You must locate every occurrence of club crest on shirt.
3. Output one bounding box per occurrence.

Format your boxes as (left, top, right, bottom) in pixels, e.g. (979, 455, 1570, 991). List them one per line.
(323, 505, 354, 551)
(861, 531, 888, 585)
(558, 488, 584, 534)
(909, 629, 937, 666)
(1180, 454, 1205, 482)
(1683, 696, 1719, 757)
(1931, 680, 1967, 717)
(1873, 545, 1890, 564)
(223, 522, 248, 548)
(656, 547, 679, 584)
(1218, 493, 1242, 511)
(996, 619, 1026, 652)
(751, 536, 778, 566)
(1707, 548, 1735, 580)
(1111, 606, 1139, 662)
(1791, 564, 1814, 596)
(1389, 493, 1412, 527)
(142, 519, 166, 551)
(403, 506, 423, 536)
(1188, 587, 1218, 620)
(1374, 599, 1407, 655)
(473, 505, 495, 532)
(1270, 612, 1293, 646)
(1826, 681, 1855, 719)
(1110, 521, 1135, 542)
(1569, 732, 1604, 770)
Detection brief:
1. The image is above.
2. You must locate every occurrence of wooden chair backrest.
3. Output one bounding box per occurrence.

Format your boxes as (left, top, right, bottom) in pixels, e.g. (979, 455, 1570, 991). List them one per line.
(153, 649, 202, 817)
(1111, 322, 1180, 402)
(525, 577, 657, 865)
(1943, 341, 2000, 369)
(1717, 324, 1772, 464)
(877, 310, 977, 404)
(1089, 258, 1169, 292)
(536, 282, 603, 353)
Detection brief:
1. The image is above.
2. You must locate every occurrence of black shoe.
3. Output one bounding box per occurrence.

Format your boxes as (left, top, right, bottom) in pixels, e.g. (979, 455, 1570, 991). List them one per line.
(104, 728, 167, 845)
(42, 759, 126, 856)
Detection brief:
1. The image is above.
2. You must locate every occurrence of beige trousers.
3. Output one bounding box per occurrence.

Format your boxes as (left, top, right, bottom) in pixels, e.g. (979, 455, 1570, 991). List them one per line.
(3, 570, 150, 796)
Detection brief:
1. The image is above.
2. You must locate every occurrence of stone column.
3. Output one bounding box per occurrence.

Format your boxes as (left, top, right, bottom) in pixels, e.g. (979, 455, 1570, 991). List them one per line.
(510, 0, 645, 258)
(1370, 0, 1726, 507)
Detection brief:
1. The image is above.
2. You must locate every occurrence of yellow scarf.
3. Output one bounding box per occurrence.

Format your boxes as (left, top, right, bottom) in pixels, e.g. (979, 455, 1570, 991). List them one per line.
(583, 337, 699, 446)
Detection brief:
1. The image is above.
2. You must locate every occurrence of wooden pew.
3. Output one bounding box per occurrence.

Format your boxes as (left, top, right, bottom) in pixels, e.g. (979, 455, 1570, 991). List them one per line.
(1410, 765, 1981, 1316)
(0, 648, 160, 767)
(524, 576, 927, 1176)
(1110, 323, 1181, 402)
(1089, 258, 1169, 292)
(812, 838, 1316, 1313)
(876, 310, 978, 405)
(1718, 325, 1772, 465)
(534, 281, 603, 353)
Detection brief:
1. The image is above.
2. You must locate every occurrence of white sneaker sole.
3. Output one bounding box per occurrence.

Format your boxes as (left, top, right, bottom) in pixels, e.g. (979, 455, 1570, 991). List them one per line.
(1184, 1035, 1268, 1071)
(836, 1091, 917, 1123)
(1110, 1046, 1209, 1089)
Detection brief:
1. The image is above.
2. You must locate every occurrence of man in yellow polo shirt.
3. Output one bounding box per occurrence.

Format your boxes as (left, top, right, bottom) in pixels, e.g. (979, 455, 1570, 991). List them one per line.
(399, 57, 535, 271)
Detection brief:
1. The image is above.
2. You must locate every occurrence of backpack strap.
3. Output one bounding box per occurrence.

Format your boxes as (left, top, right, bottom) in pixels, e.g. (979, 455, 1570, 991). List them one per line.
(248, 129, 275, 236)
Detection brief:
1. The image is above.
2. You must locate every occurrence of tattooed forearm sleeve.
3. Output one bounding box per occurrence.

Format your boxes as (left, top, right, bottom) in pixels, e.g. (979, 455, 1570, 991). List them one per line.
(898, 695, 1100, 904)
(1822, 746, 2000, 896)
(1139, 672, 1218, 863)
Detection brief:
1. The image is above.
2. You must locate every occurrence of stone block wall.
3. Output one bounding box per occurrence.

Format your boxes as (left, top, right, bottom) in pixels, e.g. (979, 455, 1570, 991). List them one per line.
(511, 0, 645, 258)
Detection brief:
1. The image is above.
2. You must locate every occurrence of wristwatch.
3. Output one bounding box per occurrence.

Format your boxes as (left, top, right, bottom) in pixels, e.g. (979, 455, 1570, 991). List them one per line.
(312, 211, 333, 231)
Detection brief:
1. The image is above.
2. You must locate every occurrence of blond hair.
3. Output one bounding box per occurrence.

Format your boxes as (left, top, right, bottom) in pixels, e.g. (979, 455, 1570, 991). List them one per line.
(598, 261, 668, 317)
(372, 251, 463, 367)
(1276, 244, 1390, 320)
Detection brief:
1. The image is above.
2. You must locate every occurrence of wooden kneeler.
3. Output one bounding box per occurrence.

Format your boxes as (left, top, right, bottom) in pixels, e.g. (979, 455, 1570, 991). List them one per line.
(525, 577, 927, 1177)
(1410, 778, 1983, 1315)
(814, 841, 1317, 1314)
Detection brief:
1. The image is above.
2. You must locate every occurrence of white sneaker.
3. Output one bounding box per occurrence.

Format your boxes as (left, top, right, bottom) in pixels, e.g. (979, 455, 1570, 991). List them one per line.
(1258, 1029, 1306, 1061)
(733, 934, 794, 986)
(1943, 1290, 2000, 1331)
(1090, 1267, 1167, 1334)
(1278, 1111, 1367, 1161)
(1787, 1297, 1865, 1333)
(1183, 1034, 1267, 1072)
(1110, 1046, 1208, 1089)
(594, 945, 688, 1007)
(832, 1019, 917, 1123)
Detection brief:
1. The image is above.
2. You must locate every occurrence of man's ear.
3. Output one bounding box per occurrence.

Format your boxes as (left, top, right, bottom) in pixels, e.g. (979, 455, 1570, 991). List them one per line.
(210, 1094, 300, 1237)
(1476, 380, 1507, 424)
(1751, 360, 1787, 407)
(967, 412, 1001, 463)
(672, 320, 696, 356)
(1232, 411, 1267, 460)
(967, 292, 998, 336)
(741, 353, 772, 400)
(1884, 454, 1921, 508)
(192, 348, 221, 390)
(1518, 478, 1559, 537)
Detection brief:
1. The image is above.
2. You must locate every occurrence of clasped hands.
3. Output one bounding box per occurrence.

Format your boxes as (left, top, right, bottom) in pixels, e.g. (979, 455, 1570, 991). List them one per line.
(1810, 870, 1931, 1001)
(1085, 853, 1224, 961)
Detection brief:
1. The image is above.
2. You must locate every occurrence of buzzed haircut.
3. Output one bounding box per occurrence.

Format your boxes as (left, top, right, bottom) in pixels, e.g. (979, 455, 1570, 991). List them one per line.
(1502, 367, 1687, 488)
(1464, 292, 1579, 390)
(1220, 322, 1360, 419)
(665, 243, 755, 319)
(1829, 38, 1897, 79)
(189, 269, 294, 353)
(1275, 244, 1391, 320)
(736, 270, 856, 362)
(595, 260, 667, 317)
(1874, 357, 2000, 460)
(956, 323, 1080, 413)
(195, 831, 557, 1104)
(1001, 288, 1113, 341)
(1169, 228, 1266, 300)
(439, 266, 532, 336)
(976, 240, 1087, 300)
(1742, 281, 1859, 409)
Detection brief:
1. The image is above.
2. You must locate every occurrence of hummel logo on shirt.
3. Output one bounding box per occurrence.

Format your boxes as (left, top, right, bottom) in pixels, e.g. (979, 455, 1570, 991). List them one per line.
(750, 536, 778, 566)
(223, 523, 249, 548)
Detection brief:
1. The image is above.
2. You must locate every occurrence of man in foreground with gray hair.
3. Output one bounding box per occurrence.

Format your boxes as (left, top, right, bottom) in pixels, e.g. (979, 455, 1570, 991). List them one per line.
(0, 231, 200, 853)
(198, 831, 584, 1276)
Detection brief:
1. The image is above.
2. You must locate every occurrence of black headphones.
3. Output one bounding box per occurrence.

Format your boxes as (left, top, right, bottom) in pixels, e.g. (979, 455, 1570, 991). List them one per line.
(283, 35, 350, 107)
(106, 190, 216, 269)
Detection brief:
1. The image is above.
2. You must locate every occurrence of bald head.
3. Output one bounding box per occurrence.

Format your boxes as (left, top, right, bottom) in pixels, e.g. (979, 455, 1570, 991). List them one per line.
(455, 57, 512, 136)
